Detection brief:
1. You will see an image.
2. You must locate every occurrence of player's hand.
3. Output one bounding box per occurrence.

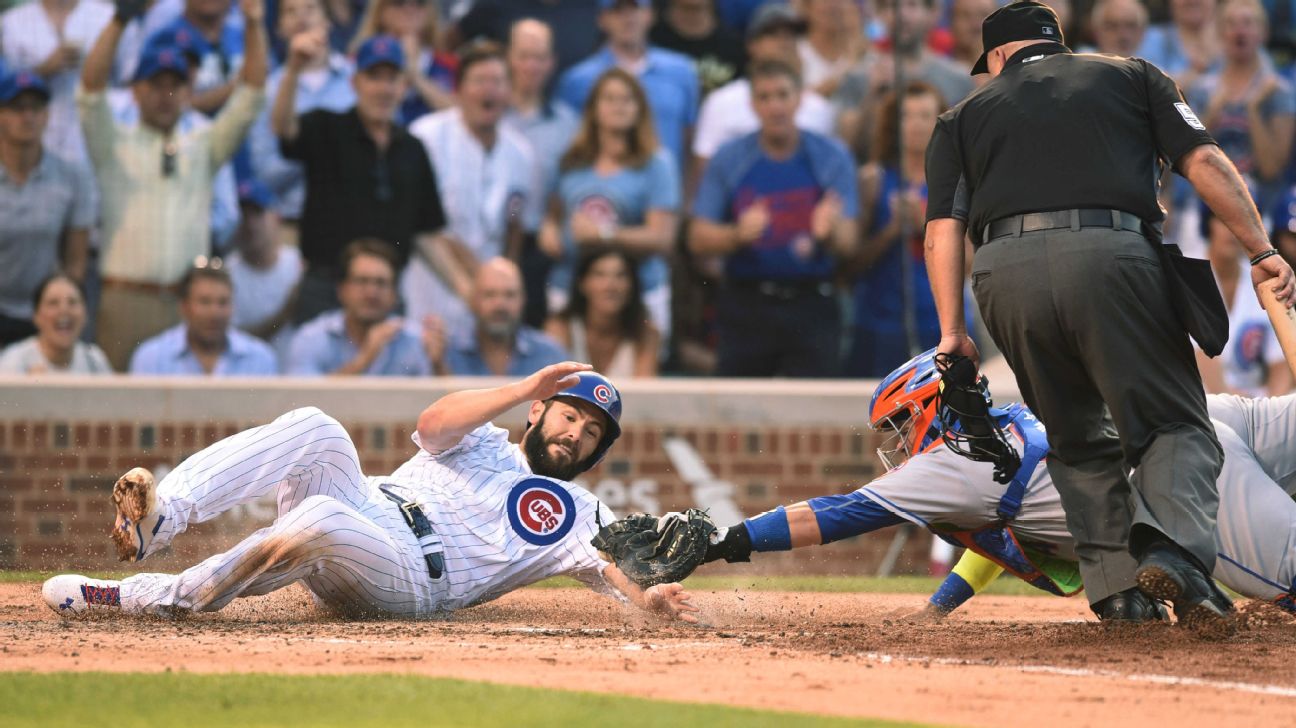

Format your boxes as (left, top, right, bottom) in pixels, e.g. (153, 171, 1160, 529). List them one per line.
(239, 0, 265, 23)
(937, 333, 980, 369)
(518, 361, 593, 402)
(1253, 253, 1295, 307)
(810, 191, 843, 241)
(287, 29, 327, 72)
(735, 199, 770, 245)
(644, 582, 701, 623)
(420, 315, 446, 366)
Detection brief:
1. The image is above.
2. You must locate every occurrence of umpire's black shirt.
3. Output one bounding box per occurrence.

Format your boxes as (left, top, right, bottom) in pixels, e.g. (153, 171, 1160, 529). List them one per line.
(925, 42, 1217, 245)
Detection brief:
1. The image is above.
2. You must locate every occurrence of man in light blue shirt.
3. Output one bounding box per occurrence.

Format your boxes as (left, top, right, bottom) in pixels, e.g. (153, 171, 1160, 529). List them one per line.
(249, 6, 355, 222)
(444, 257, 568, 376)
(555, 0, 699, 169)
(287, 239, 434, 376)
(129, 266, 279, 376)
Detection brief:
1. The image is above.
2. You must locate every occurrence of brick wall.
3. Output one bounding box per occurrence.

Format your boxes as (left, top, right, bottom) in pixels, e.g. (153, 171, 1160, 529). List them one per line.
(0, 378, 936, 576)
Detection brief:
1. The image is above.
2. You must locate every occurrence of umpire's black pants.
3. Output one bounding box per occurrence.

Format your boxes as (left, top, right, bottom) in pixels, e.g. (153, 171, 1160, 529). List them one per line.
(971, 227, 1223, 604)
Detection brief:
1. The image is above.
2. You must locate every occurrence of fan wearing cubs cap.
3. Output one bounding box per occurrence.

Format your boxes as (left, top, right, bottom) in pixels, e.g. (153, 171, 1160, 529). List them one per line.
(924, 0, 1295, 638)
(42, 362, 707, 626)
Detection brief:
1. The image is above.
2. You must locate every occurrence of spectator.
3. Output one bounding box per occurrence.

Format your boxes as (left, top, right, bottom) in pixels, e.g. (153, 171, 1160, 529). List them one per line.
(798, 0, 867, 97)
(555, 0, 699, 170)
(1139, 0, 1222, 86)
(948, 0, 996, 74)
(649, 0, 746, 96)
(130, 0, 249, 116)
(1088, 0, 1150, 56)
(692, 3, 834, 164)
(129, 265, 279, 375)
(0, 71, 93, 348)
(540, 69, 679, 342)
(835, 0, 973, 160)
(78, 0, 267, 371)
(450, 0, 603, 75)
(1274, 184, 1296, 263)
(349, 0, 455, 125)
(226, 179, 302, 363)
(443, 257, 567, 376)
(408, 40, 534, 336)
(689, 60, 857, 378)
(1197, 201, 1292, 396)
(287, 238, 437, 375)
(1189, 0, 1295, 211)
(1, 0, 113, 164)
(248, 0, 355, 238)
(272, 34, 447, 323)
(502, 18, 580, 325)
(843, 82, 947, 378)
(0, 273, 111, 374)
(544, 247, 658, 378)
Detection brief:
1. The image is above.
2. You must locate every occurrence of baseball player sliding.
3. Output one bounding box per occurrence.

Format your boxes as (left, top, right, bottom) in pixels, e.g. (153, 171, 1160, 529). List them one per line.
(42, 363, 700, 623)
(700, 350, 1296, 631)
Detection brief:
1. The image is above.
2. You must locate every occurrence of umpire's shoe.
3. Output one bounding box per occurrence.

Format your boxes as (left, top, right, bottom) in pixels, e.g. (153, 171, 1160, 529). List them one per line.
(110, 467, 161, 563)
(1091, 587, 1167, 622)
(1135, 541, 1235, 639)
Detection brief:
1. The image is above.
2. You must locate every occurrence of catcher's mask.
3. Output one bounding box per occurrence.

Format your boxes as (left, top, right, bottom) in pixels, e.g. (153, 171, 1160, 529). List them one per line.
(869, 348, 946, 471)
(528, 371, 623, 470)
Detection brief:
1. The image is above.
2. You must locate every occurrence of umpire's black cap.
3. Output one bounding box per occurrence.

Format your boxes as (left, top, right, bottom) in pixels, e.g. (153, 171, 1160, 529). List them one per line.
(971, 1, 1066, 75)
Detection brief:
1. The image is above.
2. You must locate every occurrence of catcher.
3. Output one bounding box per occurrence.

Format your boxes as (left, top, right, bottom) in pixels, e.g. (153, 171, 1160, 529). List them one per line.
(604, 350, 1296, 638)
(44, 364, 706, 623)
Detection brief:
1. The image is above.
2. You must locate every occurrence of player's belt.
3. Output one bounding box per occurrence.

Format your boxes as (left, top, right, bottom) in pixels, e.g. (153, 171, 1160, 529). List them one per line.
(983, 209, 1143, 243)
(379, 485, 444, 580)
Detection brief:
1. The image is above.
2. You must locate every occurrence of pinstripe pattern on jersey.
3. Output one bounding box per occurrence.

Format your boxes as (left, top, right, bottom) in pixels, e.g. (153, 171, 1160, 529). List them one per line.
(147, 407, 373, 558)
(388, 424, 617, 610)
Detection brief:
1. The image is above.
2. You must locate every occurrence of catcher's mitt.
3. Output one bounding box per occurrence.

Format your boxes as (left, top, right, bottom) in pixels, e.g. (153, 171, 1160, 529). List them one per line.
(591, 509, 717, 589)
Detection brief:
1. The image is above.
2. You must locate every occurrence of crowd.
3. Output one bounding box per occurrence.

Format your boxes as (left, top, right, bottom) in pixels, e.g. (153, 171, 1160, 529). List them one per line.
(4, 0, 1296, 388)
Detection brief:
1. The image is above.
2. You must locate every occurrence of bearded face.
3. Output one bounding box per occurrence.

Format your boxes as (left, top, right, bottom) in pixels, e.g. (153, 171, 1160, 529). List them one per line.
(521, 402, 607, 480)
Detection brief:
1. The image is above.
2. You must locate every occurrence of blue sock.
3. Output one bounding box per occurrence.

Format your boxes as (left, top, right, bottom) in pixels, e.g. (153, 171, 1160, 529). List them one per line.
(744, 507, 792, 552)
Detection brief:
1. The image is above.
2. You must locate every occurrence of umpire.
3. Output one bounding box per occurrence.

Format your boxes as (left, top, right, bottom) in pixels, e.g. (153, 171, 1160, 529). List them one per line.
(923, 1, 1295, 635)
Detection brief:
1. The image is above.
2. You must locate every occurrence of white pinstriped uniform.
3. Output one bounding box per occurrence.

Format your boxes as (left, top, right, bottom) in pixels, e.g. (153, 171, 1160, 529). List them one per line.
(119, 407, 616, 617)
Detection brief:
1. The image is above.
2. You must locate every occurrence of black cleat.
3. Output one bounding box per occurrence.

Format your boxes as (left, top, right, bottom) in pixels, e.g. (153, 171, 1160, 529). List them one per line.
(1136, 542, 1235, 639)
(1092, 587, 1168, 622)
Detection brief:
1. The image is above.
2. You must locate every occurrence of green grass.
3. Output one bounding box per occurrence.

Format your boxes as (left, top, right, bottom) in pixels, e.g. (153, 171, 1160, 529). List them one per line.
(0, 672, 933, 728)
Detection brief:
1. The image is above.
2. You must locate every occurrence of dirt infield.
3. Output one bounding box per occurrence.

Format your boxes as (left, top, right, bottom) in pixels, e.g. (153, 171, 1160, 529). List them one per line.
(4, 582, 1295, 727)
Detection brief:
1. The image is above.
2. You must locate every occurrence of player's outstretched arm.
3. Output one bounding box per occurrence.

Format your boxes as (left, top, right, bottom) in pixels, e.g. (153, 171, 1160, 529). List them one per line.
(415, 362, 592, 453)
(916, 550, 1004, 620)
(602, 564, 701, 624)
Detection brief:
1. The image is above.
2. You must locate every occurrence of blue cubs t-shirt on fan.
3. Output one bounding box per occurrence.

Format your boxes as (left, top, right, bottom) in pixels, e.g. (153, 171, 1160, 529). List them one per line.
(693, 130, 857, 282)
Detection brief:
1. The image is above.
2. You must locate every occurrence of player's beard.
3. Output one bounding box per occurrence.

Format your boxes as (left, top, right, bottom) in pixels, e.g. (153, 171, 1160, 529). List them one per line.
(523, 414, 586, 481)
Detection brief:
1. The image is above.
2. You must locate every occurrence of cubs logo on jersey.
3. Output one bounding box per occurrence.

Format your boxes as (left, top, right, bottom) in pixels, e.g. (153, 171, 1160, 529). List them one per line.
(507, 478, 577, 546)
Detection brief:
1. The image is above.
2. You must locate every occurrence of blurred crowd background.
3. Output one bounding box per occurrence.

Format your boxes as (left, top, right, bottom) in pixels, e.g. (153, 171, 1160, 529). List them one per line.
(3, 0, 1296, 395)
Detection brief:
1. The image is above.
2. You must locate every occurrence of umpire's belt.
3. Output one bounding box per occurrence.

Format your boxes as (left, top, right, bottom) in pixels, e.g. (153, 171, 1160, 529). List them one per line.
(983, 209, 1144, 243)
(379, 485, 444, 580)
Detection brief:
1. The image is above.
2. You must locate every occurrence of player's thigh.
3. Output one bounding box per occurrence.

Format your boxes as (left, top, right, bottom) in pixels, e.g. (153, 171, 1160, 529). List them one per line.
(282, 496, 429, 616)
(1213, 433, 1296, 600)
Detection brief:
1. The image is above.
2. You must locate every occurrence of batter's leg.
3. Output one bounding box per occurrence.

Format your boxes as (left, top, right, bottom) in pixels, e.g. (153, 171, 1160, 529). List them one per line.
(120, 495, 429, 617)
(124, 407, 371, 560)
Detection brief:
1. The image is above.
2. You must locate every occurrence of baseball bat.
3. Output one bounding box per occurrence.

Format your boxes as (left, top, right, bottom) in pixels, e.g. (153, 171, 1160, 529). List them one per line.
(1259, 280, 1296, 380)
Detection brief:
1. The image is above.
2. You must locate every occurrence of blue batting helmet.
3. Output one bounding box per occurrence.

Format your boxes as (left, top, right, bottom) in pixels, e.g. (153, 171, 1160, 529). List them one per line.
(534, 371, 623, 468)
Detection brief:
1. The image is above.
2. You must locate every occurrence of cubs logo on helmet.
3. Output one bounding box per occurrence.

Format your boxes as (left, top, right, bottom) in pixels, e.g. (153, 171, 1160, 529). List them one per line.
(507, 478, 577, 546)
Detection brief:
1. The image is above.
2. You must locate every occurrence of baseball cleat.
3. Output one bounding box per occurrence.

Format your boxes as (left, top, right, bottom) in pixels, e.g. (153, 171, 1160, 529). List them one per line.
(43, 574, 122, 616)
(1092, 587, 1168, 622)
(1136, 542, 1235, 639)
(110, 467, 162, 562)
